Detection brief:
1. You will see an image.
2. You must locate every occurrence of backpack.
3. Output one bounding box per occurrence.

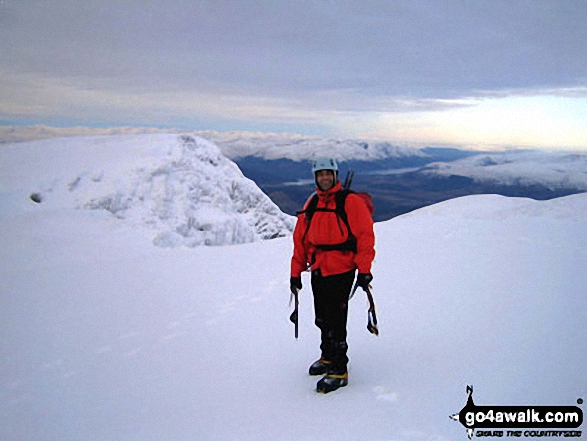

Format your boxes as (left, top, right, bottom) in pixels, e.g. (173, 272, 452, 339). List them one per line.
(297, 171, 374, 253)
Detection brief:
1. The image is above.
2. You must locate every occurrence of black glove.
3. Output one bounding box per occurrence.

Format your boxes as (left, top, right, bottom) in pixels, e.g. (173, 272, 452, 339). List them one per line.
(290, 277, 302, 293)
(357, 273, 373, 290)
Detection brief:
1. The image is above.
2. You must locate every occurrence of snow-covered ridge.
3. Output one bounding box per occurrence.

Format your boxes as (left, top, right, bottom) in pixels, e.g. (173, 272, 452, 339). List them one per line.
(4, 126, 587, 195)
(195, 132, 587, 195)
(423, 150, 587, 190)
(0, 126, 426, 161)
(0, 134, 295, 247)
(195, 130, 426, 161)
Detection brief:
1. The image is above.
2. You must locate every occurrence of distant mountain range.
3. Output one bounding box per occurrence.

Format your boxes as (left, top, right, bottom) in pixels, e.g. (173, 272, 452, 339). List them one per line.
(199, 132, 587, 221)
(2, 127, 585, 223)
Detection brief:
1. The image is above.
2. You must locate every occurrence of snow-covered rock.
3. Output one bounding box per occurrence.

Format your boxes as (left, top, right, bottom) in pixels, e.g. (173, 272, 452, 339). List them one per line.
(0, 134, 294, 247)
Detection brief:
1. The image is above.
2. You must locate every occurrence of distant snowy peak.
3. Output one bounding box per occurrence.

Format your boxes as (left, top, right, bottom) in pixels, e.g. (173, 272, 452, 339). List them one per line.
(195, 130, 426, 161)
(0, 134, 295, 247)
(422, 150, 587, 190)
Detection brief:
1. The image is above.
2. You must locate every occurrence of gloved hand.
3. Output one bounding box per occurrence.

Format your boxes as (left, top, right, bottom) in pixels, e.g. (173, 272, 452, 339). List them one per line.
(290, 277, 302, 293)
(357, 273, 373, 290)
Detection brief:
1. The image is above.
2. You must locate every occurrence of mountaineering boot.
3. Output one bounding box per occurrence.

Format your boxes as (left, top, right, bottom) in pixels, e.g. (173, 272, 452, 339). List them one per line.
(316, 372, 348, 394)
(309, 359, 331, 376)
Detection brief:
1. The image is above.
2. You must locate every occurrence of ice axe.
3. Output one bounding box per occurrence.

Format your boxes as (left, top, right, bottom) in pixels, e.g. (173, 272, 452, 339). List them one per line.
(289, 287, 299, 339)
(351, 281, 379, 336)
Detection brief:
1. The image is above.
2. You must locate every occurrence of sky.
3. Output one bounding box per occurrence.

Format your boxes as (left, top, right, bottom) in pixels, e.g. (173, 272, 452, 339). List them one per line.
(1, 0, 586, 150)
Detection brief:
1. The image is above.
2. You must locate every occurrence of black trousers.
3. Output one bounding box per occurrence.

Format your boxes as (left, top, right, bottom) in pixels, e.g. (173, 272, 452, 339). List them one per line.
(311, 269, 355, 373)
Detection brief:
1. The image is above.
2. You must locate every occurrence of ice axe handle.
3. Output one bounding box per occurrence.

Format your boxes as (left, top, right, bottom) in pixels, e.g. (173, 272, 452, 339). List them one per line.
(365, 286, 379, 336)
(290, 288, 299, 339)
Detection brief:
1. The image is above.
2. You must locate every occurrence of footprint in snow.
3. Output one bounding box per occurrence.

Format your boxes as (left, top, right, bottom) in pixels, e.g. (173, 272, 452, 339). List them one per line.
(373, 386, 398, 402)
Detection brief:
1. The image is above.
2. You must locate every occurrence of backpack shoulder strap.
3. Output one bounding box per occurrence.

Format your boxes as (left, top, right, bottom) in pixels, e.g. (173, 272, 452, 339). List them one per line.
(296, 192, 319, 221)
(297, 193, 319, 243)
(335, 189, 352, 227)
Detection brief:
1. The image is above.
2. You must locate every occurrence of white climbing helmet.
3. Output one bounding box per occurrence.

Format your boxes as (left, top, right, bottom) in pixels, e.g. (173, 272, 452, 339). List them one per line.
(311, 157, 338, 175)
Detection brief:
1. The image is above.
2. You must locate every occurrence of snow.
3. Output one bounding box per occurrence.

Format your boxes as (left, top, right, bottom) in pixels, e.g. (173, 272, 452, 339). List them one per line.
(0, 126, 424, 161)
(0, 134, 294, 248)
(4, 126, 587, 193)
(193, 130, 425, 161)
(1, 135, 586, 440)
(424, 150, 587, 190)
(197, 131, 587, 191)
(196, 133, 587, 193)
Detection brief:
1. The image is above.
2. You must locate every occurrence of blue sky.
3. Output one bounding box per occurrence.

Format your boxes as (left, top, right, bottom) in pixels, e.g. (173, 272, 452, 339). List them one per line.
(1, 0, 586, 150)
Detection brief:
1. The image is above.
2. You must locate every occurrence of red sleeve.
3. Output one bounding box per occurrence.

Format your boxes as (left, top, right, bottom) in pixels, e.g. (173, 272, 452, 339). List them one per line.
(345, 194, 375, 274)
(291, 213, 309, 278)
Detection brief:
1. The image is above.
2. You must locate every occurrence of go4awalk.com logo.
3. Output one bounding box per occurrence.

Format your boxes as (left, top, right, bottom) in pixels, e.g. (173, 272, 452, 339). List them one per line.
(450, 386, 583, 439)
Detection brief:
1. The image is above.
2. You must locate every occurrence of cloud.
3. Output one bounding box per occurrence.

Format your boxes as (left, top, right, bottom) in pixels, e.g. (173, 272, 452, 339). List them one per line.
(0, 0, 586, 147)
(0, 124, 175, 144)
(358, 94, 587, 150)
(0, 69, 343, 128)
(3, 1, 586, 97)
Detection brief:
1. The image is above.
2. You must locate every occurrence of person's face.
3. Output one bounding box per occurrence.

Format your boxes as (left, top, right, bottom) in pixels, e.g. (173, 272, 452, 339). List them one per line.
(316, 170, 335, 191)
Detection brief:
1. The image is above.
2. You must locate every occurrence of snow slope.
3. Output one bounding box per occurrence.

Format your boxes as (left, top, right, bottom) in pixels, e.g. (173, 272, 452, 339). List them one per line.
(1, 190, 585, 440)
(0, 134, 294, 247)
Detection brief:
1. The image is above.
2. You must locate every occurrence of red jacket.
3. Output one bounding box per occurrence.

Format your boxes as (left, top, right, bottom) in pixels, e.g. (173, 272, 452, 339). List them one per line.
(291, 181, 375, 278)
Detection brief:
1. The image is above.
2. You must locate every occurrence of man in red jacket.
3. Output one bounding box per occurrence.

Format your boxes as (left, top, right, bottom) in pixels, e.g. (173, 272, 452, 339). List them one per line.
(290, 157, 375, 393)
